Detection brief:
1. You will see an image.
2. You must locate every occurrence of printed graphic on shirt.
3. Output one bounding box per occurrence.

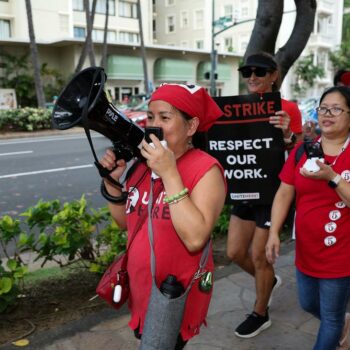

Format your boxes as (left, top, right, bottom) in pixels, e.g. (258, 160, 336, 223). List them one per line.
(329, 210, 341, 221)
(324, 235, 337, 247)
(341, 170, 350, 182)
(335, 201, 346, 209)
(126, 187, 170, 220)
(324, 222, 337, 233)
(126, 187, 139, 214)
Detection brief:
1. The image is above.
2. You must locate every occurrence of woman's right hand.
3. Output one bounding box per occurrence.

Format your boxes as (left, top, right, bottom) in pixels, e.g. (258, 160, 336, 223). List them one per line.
(99, 148, 127, 184)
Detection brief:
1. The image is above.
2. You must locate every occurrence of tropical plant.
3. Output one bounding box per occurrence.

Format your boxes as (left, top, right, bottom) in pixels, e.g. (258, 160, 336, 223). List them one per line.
(0, 108, 52, 131)
(0, 51, 64, 107)
(293, 55, 325, 95)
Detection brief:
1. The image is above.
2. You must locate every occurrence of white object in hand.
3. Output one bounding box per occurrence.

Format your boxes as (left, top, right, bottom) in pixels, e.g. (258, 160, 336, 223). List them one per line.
(113, 285, 122, 303)
(149, 140, 168, 179)
(303, 157, 324, 172)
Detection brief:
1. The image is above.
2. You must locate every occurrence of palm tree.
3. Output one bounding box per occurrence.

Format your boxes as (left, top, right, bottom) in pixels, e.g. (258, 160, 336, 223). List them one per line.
(100, 0, 110, 69)
(24, 0, 46, 107)
(137, 0, 150, 96)
(75, 0, 97, 72)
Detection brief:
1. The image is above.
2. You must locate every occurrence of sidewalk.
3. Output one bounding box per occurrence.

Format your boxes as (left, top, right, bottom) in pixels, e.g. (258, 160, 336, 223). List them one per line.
(0, 241, 319, 350)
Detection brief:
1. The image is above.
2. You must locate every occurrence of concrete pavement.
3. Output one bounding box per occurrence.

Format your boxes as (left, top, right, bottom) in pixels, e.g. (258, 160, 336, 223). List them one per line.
(0, 241, 320, 350)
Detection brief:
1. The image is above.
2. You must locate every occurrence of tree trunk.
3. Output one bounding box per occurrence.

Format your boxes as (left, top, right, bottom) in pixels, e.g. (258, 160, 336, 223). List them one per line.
(85, 0, 96, 66)
(100, 0, 110, 69)
(137, 0, 150, 96)
(75, 0, 97, 72)
(245, 0, 317, 82)
(25, 0, 46, 107)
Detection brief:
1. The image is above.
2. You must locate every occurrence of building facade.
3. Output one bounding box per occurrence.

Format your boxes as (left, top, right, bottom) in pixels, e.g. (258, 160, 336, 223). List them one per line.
(154, 0, 344, 100)
(0, 0, 239, 105)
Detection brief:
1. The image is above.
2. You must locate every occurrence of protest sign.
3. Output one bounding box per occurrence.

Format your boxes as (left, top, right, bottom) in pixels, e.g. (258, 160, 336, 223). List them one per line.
(208, 92, 285, 205)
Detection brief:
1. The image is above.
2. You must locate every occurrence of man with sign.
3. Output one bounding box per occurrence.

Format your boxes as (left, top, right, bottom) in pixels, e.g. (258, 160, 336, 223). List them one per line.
(208, 52, 302, 339)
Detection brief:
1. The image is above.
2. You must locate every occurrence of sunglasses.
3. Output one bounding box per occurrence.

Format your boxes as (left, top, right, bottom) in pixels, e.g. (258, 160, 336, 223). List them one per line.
(240, 67, 271, 78)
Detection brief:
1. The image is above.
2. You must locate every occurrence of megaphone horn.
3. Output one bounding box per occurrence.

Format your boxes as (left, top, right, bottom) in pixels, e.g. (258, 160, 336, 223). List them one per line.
(52, 66, 145, 161)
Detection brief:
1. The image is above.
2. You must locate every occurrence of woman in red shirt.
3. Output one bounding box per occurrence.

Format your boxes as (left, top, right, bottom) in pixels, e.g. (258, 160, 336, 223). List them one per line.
(99, 84, 226, 349)
(267, 86, 350, 349)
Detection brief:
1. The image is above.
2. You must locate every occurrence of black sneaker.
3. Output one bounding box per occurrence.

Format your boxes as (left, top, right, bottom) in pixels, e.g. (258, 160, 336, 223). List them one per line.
(234, 310, 271, 338)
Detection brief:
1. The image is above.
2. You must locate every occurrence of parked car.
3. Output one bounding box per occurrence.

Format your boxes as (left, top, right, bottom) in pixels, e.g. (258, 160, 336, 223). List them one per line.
(123, 99, 149, 128)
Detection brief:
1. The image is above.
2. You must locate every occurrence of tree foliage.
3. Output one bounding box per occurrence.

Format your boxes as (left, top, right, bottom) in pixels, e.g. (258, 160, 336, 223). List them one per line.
(0, 51, 64, 107)
(293, 55, 325, 95)
(329, 4, 350, 70)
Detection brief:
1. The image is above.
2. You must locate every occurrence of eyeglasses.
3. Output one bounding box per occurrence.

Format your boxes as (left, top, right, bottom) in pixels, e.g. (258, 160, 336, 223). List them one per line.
(316, 106, 350, 117)
(240, 67, 271, 78)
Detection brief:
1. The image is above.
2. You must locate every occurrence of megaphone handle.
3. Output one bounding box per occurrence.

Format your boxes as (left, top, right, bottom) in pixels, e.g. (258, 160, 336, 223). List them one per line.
(94, 161, 123, 188)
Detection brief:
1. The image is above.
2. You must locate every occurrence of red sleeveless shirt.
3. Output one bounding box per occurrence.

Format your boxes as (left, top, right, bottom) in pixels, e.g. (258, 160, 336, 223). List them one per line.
(125, 148, 225, 340)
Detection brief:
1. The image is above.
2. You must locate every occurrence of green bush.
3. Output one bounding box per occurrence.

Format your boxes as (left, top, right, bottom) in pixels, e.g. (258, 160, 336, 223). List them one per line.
(0, 197, 126, 313)
(0, 107, 52, 132)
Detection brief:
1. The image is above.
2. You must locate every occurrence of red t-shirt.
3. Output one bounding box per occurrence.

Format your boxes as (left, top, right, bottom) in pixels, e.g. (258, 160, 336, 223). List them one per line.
(125, 148, 225, 340)
(281, 99, 302, 134)
(280, 141, 350, 278)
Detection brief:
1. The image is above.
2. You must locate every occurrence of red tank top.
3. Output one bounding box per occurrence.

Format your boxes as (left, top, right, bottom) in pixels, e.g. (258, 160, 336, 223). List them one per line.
(125, 148, 225, 340)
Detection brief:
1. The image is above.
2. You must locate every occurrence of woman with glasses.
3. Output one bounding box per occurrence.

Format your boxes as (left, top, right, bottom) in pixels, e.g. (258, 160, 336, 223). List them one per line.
(266, 86, 350, 350)
(226, 52, 303, 338)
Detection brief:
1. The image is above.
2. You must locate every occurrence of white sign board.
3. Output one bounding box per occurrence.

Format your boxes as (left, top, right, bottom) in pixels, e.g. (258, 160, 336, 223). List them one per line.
(0, 89, 17, 109)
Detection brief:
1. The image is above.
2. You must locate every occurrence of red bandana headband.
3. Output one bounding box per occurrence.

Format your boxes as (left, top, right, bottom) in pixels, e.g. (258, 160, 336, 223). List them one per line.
(149, 83, 223, 132)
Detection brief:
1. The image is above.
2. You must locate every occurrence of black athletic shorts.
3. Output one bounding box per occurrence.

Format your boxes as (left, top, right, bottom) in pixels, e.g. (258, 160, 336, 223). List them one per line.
(231, 202, 272, 229)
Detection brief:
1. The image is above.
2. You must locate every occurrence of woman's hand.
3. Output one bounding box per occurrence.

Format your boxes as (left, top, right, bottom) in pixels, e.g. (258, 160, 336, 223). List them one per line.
(269, 110, 292, 138)
(299, 160, 336, 182)
(140, 134, 177, 179)
(99, 148, 127, 184)
(266, 233, 281, 265)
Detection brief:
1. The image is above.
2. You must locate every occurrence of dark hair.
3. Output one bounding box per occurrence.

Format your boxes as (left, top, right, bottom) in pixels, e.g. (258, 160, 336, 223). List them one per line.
(319, 86, 350, 109)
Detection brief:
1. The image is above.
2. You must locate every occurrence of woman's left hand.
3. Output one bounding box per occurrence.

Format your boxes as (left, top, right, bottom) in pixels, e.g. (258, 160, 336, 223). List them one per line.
(140, 134, 177, 178)
(299, 160, 336, 182)
(269, 110, 291, 138)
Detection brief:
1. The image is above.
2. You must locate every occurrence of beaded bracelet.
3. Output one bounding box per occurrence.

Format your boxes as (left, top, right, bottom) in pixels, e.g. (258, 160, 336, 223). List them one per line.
(168, 194, 189, 205)
(163, 188, 189, 204)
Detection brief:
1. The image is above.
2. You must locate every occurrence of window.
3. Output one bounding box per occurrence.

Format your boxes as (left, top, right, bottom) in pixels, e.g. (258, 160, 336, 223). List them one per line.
(119, 31, 139, 44)
(224, 37, 233, 51)
(95, 0, 116, 15)
(74, 26, 86, 38)
(194, 10, 204, 29)
(180, 11, 189, 28)
(92, 29, 116, 41)
(241, 7, 248, 17)
(166, 15, 175, 33)
(224, 5, 233, 17)
(0, 19, 11, 39)
(119, 1, 137, 18)
(166, 0, 175, 6)
(195, 40, 204, 49)
(73, 0, 84, 11)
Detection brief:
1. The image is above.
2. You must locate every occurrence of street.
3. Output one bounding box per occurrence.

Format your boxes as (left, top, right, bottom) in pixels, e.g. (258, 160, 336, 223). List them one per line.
(0, 132, 112, 218)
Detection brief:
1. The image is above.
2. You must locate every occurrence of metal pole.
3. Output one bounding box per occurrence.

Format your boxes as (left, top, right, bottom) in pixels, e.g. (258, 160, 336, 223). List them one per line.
(210, 0, 216, 97)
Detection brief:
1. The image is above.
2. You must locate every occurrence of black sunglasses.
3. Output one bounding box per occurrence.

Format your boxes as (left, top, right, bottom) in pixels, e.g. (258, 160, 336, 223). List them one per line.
(240, 67, 271, 78)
